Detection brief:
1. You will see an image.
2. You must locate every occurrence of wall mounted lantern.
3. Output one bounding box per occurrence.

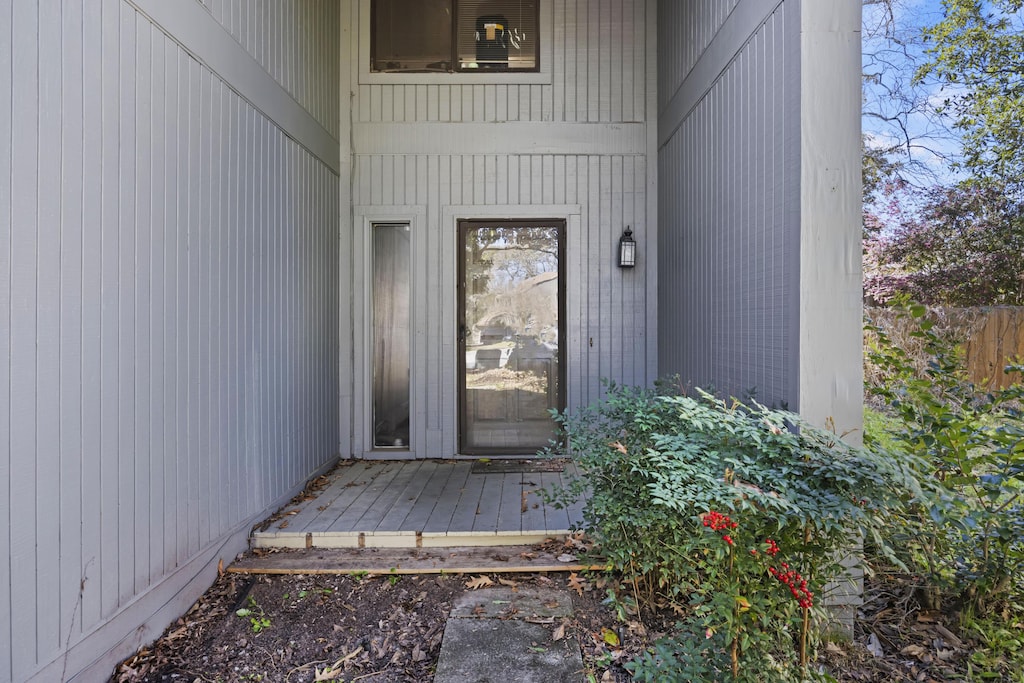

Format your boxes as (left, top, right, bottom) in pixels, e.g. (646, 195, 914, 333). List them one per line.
(617, 226, 636, 268)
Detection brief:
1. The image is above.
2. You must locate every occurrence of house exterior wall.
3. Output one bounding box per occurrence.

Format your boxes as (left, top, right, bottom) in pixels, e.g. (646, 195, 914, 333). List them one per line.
(0, 1, 341, 680)
(657, 0, 862, 437)
(657, 0, 863, 624)
(657, 0, 801, 409)
(341, 0, 659, 459)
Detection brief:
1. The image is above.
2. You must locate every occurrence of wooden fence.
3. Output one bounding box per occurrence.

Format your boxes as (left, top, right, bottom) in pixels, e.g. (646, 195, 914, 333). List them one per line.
(865, 307, 1024, 390)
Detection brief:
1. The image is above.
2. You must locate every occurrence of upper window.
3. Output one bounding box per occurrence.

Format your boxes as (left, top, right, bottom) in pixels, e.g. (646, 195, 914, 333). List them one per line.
(372, 0, 539, 73)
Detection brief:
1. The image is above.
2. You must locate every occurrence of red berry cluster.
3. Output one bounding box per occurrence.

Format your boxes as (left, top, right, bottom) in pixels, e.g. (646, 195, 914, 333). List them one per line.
(764, 538, 780, 556)
(768, 562, 813, 609)
(702, 511, 739, 546)
(702, 510, 738, 532)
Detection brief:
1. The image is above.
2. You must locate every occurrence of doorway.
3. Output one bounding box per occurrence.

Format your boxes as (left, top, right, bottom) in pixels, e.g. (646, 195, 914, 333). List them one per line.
(457, 219, 566, 454)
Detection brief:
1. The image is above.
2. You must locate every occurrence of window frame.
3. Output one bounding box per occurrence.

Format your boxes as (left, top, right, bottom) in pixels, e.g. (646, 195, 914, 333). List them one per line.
(358, 0, 553, 86)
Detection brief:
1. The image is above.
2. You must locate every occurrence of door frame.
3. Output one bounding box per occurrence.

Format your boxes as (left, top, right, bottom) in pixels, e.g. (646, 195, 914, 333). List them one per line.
(456, 218, 567, 455)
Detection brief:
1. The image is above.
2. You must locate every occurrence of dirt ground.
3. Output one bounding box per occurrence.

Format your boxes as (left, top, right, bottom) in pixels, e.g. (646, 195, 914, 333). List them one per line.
(111, 536, 1008, 683)
(111, 548, 629, 683)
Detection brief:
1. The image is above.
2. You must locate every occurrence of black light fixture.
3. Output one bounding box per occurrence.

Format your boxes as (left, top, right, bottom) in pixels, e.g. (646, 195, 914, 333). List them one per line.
(617, 226, 636, 268)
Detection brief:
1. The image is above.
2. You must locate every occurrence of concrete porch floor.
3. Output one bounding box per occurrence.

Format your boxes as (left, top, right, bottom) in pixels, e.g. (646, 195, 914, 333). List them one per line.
(252, 459, 586, 550)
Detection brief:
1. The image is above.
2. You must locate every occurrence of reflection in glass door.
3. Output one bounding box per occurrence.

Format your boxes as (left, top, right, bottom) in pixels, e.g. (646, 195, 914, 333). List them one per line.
(458, 220, 565, 454)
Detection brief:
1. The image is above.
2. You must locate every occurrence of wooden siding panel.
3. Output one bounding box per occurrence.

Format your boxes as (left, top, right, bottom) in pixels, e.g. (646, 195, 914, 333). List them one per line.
(9, 1, 41, 677)
(118, 1, 139, 606)
(5, 2, 341, 678)
(58, 0, 86, 652)
(203, 0, 340, 138)
(657, 1, 798, 410)
(134, 12, 154, 594)
(36, 0, 64, 661)
(100, 0, 122, 621)
(657, 0, 741, 112)
(0, 0, 11, 674)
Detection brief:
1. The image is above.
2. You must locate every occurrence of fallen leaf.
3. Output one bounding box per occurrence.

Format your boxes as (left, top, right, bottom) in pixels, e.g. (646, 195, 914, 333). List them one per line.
(626, 620, 647, 637)
(314, 647, 363, 681)
(602, 628, 620, 647)
(901, 644, 927, 659)
(217, 559, 224, 576)
(465, 575, 494, 590)
(557, 554, 577, 563)
(552, 620, 567, 641)
(567, 573, 588, 595)
(567, 531, 590, 550)
(825, 641, 845, 656)
(314, 667, 343, 681)
(497, 577, 518, 588)
(610, 441, 628, 454)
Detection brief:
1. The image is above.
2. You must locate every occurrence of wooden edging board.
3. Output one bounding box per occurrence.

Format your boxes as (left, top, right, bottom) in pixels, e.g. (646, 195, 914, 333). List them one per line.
(226, 546, 608, 576)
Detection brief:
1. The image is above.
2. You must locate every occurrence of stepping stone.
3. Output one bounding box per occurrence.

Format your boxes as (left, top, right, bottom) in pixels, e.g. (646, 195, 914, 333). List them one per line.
(449, 586, 574, 619)
(434, 588, 584, 683)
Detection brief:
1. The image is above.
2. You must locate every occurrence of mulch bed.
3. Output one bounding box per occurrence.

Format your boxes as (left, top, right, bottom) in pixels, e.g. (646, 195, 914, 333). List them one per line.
(112, 541, 1011, 682)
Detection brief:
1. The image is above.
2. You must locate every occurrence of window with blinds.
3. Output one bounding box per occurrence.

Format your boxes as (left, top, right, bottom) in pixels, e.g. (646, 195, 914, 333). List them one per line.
(371, 0, 538, 73)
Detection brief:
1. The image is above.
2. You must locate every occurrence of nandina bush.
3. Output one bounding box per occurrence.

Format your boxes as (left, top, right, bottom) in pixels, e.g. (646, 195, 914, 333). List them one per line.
(548, 382, 921, 680)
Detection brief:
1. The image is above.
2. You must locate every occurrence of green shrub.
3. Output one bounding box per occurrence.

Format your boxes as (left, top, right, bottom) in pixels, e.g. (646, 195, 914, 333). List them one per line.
(865, 302, 1024, 616)
(549, 382, 920, 680)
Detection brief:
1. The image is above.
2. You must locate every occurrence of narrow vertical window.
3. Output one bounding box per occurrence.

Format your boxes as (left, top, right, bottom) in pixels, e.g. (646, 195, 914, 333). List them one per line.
(372, 223, 411, 448)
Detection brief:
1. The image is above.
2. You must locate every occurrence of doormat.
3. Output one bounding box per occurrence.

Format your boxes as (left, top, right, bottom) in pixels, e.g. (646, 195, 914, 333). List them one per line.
(470, 459, 567, 474)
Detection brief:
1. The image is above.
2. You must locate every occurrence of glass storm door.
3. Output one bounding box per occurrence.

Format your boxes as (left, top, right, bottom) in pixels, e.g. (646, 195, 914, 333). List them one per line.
(458, 220, 565, 454)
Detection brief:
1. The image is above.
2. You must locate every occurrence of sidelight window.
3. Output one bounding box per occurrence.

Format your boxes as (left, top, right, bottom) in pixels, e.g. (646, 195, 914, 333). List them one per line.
(372, 223, 411, 449)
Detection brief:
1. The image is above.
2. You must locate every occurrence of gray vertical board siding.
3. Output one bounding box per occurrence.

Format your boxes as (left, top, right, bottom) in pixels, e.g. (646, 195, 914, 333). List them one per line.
(3, 1, 340, 679)
(352, 152, 650, 456)
(201, 0, 340, 139)
(0, 0, 11, 675)
(9, 2, 41, 678)
(36, 0, 63, 664)
(657, 1, 799, 410)
(353, 0, 647, 124)
(657, 0, 742, 112)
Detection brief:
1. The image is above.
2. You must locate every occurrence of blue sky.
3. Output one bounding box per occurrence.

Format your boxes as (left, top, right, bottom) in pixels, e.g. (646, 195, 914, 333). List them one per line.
(862, 0, 964, 185)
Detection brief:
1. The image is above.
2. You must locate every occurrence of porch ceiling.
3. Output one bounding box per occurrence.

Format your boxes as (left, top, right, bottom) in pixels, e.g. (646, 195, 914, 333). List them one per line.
(252, 460, 585, 550)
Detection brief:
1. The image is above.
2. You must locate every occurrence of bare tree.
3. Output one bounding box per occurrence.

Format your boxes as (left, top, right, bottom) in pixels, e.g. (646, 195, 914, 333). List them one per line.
(862, 0, 959, 188)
